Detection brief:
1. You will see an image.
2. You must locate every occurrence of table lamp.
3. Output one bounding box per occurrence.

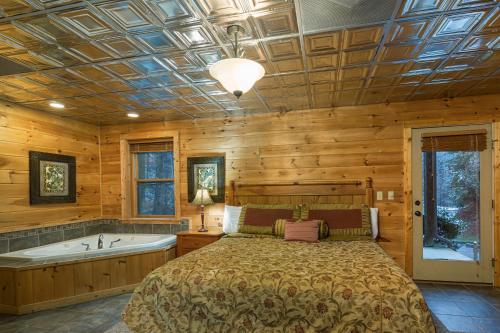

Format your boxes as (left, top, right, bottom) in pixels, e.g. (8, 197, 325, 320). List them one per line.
(191, 188, 214, 232)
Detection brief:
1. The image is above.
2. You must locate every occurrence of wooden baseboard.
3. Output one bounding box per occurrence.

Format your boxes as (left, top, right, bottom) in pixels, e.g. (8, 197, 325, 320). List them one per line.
(3, 285, 138, 315)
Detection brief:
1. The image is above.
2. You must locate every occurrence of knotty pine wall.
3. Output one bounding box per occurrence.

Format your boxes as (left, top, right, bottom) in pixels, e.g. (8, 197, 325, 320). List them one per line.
(0, 101, 101, 232)
(100, 94, 500, 270)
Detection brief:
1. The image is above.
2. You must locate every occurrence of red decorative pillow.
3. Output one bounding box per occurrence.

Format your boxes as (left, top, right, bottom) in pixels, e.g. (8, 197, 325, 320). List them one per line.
(284, 220, 319, 242)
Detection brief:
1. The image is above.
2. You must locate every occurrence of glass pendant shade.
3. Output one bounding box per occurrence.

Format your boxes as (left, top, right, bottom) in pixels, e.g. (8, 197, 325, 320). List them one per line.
(209, 57, 265, 98)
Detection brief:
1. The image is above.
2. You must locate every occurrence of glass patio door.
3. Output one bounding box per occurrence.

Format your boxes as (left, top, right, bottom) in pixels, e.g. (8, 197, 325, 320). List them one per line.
(412, 124, 493, 283)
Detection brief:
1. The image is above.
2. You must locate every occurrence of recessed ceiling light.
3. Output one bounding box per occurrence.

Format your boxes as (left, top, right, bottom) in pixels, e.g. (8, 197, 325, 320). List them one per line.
(127, 112, 139, 118)
(49, 102, 65, 109)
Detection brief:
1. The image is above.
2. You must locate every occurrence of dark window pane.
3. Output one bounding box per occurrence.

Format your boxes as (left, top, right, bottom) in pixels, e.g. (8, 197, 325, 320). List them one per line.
(137, 152, 173, 179)
(137, 182, 175, 215)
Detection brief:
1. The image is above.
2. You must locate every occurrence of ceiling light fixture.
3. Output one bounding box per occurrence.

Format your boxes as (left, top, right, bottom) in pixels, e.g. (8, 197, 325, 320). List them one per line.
(127, 112, 139, 118)
(49, 102, 65, 109)
(209, 25, 265, 99)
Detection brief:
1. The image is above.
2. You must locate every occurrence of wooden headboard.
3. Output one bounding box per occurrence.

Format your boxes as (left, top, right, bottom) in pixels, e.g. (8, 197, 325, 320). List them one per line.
(228, 177, 373, 207)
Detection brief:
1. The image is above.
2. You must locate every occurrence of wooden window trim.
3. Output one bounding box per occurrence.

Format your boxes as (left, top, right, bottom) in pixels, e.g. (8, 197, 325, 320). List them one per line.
(120, 131, 181, 222)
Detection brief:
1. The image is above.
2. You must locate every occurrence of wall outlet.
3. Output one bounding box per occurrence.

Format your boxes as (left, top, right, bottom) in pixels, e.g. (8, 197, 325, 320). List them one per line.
(388, 191, 395, 200)
(376, 191, 383, 200)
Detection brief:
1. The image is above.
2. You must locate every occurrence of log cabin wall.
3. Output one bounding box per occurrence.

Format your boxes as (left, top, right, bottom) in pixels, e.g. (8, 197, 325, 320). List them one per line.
(0, 101, 102, 233)
(100, 93, 500, 271)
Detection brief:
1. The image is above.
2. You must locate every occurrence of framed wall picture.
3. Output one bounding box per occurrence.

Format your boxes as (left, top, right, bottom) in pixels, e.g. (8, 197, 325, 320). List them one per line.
(29, 151, 76, 205)
(187, 156, 225, 203)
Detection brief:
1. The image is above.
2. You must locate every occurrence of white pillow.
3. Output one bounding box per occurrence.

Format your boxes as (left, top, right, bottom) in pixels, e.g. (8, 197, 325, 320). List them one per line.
(370, 208, 379, 239)
(223, 205, 242, 234)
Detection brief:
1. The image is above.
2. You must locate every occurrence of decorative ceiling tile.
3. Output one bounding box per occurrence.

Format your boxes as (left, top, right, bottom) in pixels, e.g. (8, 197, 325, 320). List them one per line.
(101, 61, 140, 78)
(367, 76, 398, 88)
(308, 53, 339, 70)
(17, 15, 80, 45)
(145, 0, 197, 24)
(100, 36, 144, 57)
(280, 72, 307, 86)
(172, 24, 215, 49)
(433, 11, 484, 37)
(372, 62, 408, 76)
(129, 57, 170, 75)
(341, 48, 376, 66)
(162, 51, 203, 72)
(418, 39, 460, 58)
(459, 34, 499, 52)
(56, 8, 117, 39)
(339, 66, 369, 80)
(192, 47, 224, 67)
(337, 79, 365, 90)
(388, 19, 433, 43)
(67, 42, 115, 62)
(254, 9, 297, 38)
(334, 89, 360, 106)
(184, 70, 215, 83)
(305, 31, 341, 55)
(273, 58, 304, 73)
(451, 0, 497, 9)
(309, 70, 336, 83)
(343, 25, 384, 50)
(239, 42, 267, 62)
(0, 0, 35, 17)
(134, 29, 179, 52)
(196, 0, 243, 19)
(264, 37, 301, 61)
(96, 1, 158, 31)
(441, 52, 481, 70)
(0, 23, 45, 48)
(476, 7, 500, 34)
(380, 44, 419, 61)
(398, 0, 448, 18)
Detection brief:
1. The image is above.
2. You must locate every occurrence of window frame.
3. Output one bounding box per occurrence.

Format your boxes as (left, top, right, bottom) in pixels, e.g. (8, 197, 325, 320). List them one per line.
(120, 131, 180, 222)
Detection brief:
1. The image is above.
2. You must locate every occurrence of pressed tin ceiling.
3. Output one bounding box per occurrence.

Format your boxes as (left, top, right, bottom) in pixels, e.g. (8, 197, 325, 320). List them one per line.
(0, 0, 498, 125)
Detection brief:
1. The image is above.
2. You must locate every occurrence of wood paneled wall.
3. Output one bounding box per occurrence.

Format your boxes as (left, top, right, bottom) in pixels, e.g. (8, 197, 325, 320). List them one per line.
(100, 94, 500, 270)
(0, 101, 101, 232)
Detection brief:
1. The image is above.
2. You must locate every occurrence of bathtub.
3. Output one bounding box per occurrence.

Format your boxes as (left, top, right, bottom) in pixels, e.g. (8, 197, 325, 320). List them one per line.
(0, 233, 177, 262)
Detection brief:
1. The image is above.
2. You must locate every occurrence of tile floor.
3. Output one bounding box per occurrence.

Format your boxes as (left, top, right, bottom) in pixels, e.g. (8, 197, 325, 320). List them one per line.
(0, 284, 499, 333)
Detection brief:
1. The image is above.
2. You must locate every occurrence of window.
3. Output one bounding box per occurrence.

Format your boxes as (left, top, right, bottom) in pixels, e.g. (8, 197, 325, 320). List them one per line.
(120, 131, 180, 221)
(131, 141, 175, 217)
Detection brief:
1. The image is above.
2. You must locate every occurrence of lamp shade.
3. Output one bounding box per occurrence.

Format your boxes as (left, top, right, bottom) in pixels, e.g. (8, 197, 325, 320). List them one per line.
(209, 58, 265, 98)
(191, 188, 214, 206)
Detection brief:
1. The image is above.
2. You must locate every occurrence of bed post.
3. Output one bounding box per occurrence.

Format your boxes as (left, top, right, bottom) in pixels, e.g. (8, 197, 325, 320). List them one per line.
(366, 177, 374, 207)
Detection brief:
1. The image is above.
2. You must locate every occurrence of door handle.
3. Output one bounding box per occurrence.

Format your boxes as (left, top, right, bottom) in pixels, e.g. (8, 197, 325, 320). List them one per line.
(415, 211, 422, 217)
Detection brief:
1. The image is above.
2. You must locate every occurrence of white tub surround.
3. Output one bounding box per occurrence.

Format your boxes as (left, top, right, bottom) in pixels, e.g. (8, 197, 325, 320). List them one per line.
(0, 233, 176, 262)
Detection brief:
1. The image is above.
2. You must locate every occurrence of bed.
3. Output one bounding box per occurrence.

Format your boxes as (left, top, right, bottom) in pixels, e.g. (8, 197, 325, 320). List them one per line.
(123, 178, 435, 333)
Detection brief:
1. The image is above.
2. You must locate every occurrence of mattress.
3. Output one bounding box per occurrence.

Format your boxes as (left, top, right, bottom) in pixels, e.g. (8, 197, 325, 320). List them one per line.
(123, 236, 435, 333)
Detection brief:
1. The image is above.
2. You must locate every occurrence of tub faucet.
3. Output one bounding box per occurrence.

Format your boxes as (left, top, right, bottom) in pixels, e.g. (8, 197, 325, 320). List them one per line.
(109, 238, 121, 248)
(98, 234, 104, 249)
(82, 243, 90, 251)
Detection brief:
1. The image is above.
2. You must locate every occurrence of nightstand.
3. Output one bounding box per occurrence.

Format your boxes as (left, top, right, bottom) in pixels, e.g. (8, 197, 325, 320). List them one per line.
(176, 229, 224, 256)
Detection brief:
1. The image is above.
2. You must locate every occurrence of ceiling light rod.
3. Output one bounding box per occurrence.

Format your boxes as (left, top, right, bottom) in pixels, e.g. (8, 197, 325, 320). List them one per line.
(209, 24, 265, 99)
(227, 24, 244, 58)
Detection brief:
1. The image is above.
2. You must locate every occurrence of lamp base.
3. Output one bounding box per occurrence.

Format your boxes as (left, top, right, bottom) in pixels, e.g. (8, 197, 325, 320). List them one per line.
(198, 227, 209, 232)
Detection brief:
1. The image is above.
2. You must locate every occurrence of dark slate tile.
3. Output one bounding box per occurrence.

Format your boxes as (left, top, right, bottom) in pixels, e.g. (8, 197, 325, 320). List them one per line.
(63, 227, 84, 240)
(426, 300, 468, 316)
(436, 314, 482, 332)
(0, 239, 8, 253)
(455, 301, 500, 318)
(102, 224, 117, 233)
(115, 224, 135, 234)
(39, 230, 63, 246)
(170, 224, 181, 234)
(9, 235, 38, 252)
(134, 224, 152, 234)
(152, 224, 171, 234)
(84, 224, 102, 236)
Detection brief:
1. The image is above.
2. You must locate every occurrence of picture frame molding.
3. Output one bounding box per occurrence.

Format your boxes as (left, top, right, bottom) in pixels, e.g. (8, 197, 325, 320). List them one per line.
(187, 155, 225, 203)
(29, 151, 76, 205)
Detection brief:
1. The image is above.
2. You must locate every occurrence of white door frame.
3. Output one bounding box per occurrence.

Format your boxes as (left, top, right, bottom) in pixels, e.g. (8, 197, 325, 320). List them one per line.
(411, 124, 494, 283)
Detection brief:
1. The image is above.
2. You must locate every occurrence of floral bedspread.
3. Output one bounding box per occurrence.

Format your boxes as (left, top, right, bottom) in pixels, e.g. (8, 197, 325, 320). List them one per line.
(123, 237, 435, 333)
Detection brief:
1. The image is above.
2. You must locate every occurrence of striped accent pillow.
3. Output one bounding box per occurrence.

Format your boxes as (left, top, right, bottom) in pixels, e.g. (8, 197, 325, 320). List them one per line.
(274, 219, 329, 239)
(284, 220, 319, 242)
